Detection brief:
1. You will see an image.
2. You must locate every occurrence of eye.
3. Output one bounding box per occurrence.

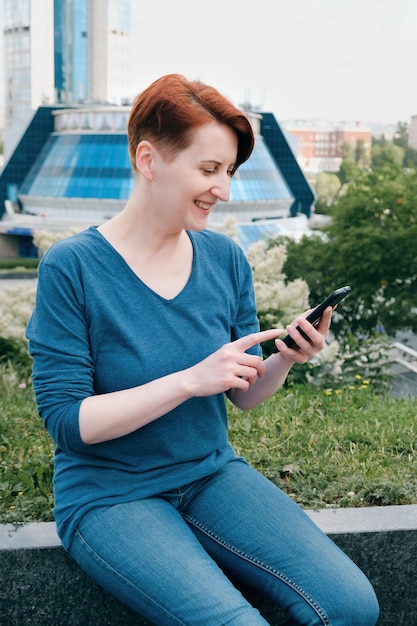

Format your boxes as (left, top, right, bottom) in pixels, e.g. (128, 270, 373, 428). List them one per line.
(203, 168, 216, 175)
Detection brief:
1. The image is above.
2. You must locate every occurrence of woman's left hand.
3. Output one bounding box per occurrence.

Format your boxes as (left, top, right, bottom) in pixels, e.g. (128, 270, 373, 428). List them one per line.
(273, 305, 333, 364)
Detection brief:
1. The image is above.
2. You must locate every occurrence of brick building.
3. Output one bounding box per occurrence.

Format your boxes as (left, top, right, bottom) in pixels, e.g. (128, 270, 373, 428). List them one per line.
(283, 120, 372, 173)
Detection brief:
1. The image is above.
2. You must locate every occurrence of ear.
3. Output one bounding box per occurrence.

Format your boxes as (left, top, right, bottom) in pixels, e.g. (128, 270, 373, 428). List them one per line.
(135, 141, 154, 181)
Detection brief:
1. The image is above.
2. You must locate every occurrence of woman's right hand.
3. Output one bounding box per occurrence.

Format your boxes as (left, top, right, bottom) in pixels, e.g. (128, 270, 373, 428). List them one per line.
(184, 329, 282, 396)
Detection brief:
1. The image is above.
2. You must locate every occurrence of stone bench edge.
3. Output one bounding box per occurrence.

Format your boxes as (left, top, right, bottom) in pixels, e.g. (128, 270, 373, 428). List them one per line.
(2, 504, 417, 551)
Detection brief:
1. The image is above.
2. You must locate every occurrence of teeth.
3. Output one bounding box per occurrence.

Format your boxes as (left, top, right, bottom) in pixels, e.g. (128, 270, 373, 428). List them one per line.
(196, 201, 210, 210)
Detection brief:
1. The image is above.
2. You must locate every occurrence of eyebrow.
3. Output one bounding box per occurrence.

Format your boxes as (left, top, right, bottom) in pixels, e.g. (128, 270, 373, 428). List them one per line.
(200, 159, 236, 168)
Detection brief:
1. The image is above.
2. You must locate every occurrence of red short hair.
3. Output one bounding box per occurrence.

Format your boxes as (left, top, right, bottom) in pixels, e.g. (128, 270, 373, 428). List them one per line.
(128, 74, 254, 174)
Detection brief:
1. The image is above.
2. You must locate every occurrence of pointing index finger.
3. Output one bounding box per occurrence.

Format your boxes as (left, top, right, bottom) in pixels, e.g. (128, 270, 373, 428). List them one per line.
(236, 329, 282, 351)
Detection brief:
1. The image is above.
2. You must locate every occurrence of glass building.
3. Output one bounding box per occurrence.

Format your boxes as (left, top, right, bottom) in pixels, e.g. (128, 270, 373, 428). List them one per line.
(54, 0, 88, 103)
(15, 107, 306, 222)
(2, 0, 133, 158)
(3, 0, 32, 127)
(0, 105, 315, 257)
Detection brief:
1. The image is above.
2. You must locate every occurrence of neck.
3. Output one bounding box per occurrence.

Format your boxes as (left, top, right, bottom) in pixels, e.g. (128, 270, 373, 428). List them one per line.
(100, 189, 184, 254)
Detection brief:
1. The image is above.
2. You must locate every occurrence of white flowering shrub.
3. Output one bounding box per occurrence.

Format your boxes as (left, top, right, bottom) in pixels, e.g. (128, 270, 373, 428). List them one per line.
(0, 286, 37, 368)
(245, 238, 342, 380)
(0, 287, 37, 341)
(210, 215, 239, 241)
(33, 228, 81, 256)
(0, 229, 80, 345)
(247, 239, 310, 329)
(0, 228, 81, 370)
(212, 218, 312, 329)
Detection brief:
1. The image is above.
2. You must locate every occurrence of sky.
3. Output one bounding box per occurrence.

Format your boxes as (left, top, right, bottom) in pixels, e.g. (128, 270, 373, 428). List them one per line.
(130, 0, 417, 125)
(0, 0, 416, 126)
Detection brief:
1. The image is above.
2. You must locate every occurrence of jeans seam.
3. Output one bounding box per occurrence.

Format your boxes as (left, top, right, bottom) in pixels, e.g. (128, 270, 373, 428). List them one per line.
(183, 515, 330, 626)
(74, 528, 185, 626)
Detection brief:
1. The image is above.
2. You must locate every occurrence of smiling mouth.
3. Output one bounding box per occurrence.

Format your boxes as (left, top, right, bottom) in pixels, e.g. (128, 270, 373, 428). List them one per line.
(195, 200, 212, 211)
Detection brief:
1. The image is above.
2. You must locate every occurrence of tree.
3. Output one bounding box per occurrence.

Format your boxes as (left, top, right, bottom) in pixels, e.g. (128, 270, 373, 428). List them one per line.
(314, 172, 341, 214)
(340, 141, 353, 160)
(283, 164, 417, 337)
(393, 121, 409, 149)
(372, 123, 417, 169)
(355, 138, 368, 167)
(371, 141, 404, 168)
(337, 159, 361, 187)
(403, 146, 417, 169)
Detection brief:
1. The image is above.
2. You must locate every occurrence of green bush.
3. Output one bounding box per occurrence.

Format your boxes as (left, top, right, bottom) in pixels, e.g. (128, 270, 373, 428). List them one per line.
(0, 258, 39, 271)
(0, 337, 32, 369)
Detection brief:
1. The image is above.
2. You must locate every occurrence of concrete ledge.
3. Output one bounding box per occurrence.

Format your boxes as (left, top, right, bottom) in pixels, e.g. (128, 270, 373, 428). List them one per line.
(2, 504, 416, 550)
(1, 506, 416, 625)
(307, 503, 417, 533)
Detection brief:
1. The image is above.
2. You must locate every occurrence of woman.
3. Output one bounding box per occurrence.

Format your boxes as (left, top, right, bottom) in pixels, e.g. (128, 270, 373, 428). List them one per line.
(27, 74, 379, 625)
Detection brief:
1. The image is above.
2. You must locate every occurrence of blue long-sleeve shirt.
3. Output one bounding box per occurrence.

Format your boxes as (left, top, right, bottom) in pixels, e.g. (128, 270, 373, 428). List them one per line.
(26, 226, 261, 550)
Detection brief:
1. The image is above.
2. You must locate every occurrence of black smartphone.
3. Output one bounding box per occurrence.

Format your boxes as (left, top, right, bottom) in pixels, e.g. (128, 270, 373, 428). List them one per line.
(272, 285, 351, 352)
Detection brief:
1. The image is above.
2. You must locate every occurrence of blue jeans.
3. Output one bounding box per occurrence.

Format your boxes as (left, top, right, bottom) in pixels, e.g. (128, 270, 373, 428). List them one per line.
(69, 459, 379, 625)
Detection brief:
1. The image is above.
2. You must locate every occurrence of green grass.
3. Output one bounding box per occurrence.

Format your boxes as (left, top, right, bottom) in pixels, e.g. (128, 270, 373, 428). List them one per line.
(0, 369, 416, 524)
(0, 372, 54, 524)
(228, 384, 417, 509)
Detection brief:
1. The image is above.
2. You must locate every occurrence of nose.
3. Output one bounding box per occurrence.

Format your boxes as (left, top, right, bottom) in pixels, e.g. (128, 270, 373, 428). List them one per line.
(211, 172, 231, 202)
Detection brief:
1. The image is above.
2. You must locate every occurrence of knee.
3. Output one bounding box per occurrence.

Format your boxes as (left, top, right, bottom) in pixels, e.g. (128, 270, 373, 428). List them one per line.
(358, 586, 380, 626)
(332, 578, 380, 626)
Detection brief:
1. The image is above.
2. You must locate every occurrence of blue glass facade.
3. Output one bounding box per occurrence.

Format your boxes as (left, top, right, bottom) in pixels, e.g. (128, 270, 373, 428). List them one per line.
(231, 137, 291, 202)
(19, 132, 291, 205)
(237, 221, 291, 252)
(54, 0, 65, 100)
(54, 0, 88, 103)
(20, 134, 133, 199)
(0, 107, 56, 211)
(261, 113, 315, 217)
(4, 0, 31, 124)
(72, 0, 88, 102)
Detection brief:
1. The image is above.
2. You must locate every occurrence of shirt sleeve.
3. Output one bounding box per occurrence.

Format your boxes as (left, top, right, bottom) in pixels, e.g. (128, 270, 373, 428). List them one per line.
(26, 252, 94, 453)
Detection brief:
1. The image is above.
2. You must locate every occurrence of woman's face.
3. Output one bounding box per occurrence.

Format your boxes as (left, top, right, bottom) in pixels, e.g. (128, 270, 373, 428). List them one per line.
(150, 121, 238, 233)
